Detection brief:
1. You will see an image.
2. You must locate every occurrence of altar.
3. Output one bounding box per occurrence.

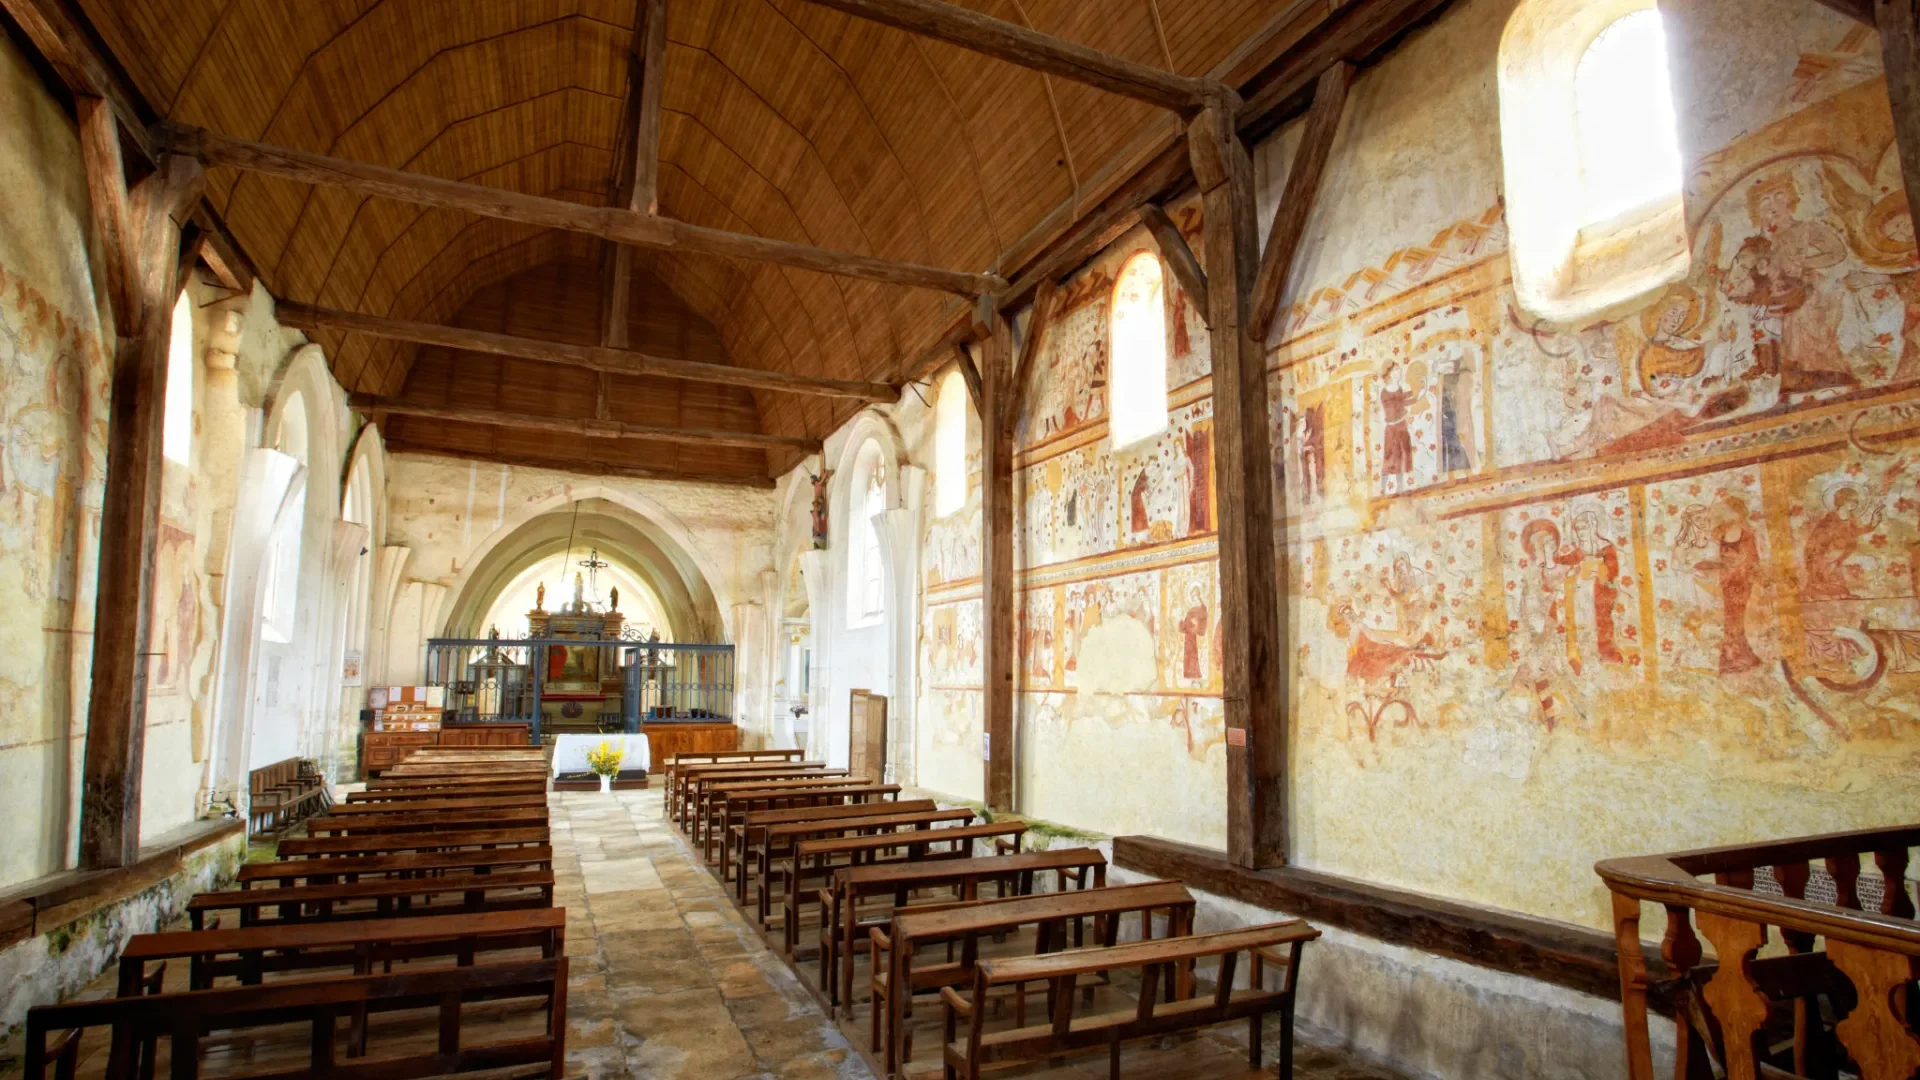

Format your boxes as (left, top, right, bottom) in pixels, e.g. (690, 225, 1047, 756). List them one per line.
(551, 733, 651, 776)
(529, 562, 626, 733)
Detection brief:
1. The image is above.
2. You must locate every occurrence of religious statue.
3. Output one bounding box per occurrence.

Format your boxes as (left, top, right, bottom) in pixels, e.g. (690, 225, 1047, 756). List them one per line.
(535, 582, 546, 611)
(810, 470, 832, 548)
(571, 572, 585, 609)
(610, 586, 620, 612)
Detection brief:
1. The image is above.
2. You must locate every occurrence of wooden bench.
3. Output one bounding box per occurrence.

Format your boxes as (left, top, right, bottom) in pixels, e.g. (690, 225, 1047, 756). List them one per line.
(329, 793, 546, 814)
(350, 779, 547, 801)
(377, 763, 549, 780)
(304, 806, 550, 834)
(664, 749, 806, 814)
(755, 808, 977, 931)
(879, 879, 1194, 1076)
(939, 921, 1319, 1080)
(22, 957, 567, 1079)
(236, 845, 555, 888)
(702, 780, 896, 858)
(781, 821, 1028, 955)
(247, 758, 328, 837)
(679, 765, 838, 831)
(730, 799, 940, 902)
(118, 907, 565, 994)
(275, 826, 550, 860)
(189, 870, 556, 928)
(821, 847, 1108, 1016)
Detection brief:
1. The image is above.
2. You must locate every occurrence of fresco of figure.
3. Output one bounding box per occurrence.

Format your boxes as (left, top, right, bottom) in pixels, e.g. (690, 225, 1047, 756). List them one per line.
(1184, 423, 1212, 534)
(1683, 493, 1765, 675)
(1435, 350, 1478, 475)
(1378, 360, 1417, 493)
(1514, 519, 1582, 725)
(1737, 174, 1856, 394)
(1826, 164, 1920, 381)
(1178, 583, 1209, 682)
(1802, 484, 1882, 601)
(1296, 404, 1325, 502)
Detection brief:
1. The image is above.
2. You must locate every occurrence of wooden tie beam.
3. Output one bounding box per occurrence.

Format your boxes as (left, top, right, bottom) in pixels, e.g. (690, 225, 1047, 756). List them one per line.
(346, 394, 818, 453)
(276, 301, 894, 403)
(159, 124, 1003, 298)
(601, 0, 669, 349)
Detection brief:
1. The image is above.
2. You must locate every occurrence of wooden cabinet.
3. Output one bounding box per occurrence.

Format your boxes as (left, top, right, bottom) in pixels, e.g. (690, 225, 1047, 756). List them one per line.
(848, 690, 887, 782)
(440, 723, 531, 747)
(640, 722, 737, 767)
(364, 731, 436, 774)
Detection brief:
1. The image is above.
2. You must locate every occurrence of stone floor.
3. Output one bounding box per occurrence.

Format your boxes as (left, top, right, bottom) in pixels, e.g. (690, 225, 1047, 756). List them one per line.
(1, 789, 1412, 1080)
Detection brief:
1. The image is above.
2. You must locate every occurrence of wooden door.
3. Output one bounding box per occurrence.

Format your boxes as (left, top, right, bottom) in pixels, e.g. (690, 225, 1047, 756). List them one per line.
(847, 690, 888, 782)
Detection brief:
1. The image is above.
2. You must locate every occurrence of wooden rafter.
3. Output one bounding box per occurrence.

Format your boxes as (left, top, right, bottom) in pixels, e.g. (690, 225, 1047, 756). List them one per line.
(796, 0, 1220, 110)
(275, 301, 896, 403)
(348, 394, 818, 453)
(1815, 0, 1873, 23)
(1250, 62, 1352, 343)
(1006, 279, 1057, 434)
(1875, 0, 1920, 236)
(381, 440, 777, 489)
(1139, 203, 1208, 324)
(601, 0, 670, 350)
(161, 125, 1003, 298)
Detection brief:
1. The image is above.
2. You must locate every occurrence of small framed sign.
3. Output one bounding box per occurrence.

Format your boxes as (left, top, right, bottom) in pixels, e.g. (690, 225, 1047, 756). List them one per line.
(1226, 727, 1247, 747)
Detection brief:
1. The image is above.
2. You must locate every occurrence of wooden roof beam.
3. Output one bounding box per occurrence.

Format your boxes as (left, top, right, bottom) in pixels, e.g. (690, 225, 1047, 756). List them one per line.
(160, 124, 1003, 298)
(1250, 62, 1352, 343)
(381, 439, 777, 489)
(600, 0, 669, 349)
(1812, 0, 1871, 24)
(795, 0, 1221, 111)
(348, 394, 820, 453)
(276, 301, 897, 403)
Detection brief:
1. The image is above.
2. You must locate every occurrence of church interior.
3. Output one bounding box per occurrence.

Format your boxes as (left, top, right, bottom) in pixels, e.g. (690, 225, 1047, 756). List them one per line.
(1, 0, 1918, 1077)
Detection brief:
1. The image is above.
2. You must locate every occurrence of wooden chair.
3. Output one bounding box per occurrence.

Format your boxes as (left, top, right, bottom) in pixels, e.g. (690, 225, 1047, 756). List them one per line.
(21, 958, 567, 1079)
(939, 921, 1319, 1080)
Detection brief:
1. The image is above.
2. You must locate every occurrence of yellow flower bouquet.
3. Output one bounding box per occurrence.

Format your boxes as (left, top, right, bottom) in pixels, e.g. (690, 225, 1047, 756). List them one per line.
(586, 740, 625, 778)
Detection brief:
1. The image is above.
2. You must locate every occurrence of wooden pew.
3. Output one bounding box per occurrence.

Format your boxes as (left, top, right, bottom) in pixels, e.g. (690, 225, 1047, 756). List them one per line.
(823, 847, 1108, 1015)
(729, 799, 940, 902)
(351, 779, 547, 800)
(940, 922, 1319, 1080)
(878, 879, 1195, 1076)
(247, 758, 328, 837)
(780, 821, 1028, 955)
(678, 764, 837, 830)
(23, 958, 567, 1080)
(118, 907, 565, 993)
(754, 808, 977, 931)
(700, 778, 884, 856)
(189, 870, 556, 928)
(332, 792, 547, 813)
(304, 806, 549, 834)
(275, 826, 550, 860)
(669, 757, 823, 812)
(663, 748, 806, 813)
(237, 845, 555, 888)
(378, 763, 549, 779)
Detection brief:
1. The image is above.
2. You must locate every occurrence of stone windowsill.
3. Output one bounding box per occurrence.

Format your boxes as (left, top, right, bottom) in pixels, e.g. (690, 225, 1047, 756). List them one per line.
(0, 818, 245, 950)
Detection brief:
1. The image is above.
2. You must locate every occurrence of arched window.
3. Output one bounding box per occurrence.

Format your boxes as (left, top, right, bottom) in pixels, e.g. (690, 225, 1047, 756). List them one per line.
(1499, 0, 1688, 321)
(934, 369, 967, 517)
(846, 443, 887, 629)
(162, 290, 194, 465)
(1108, 252, 1168, 449)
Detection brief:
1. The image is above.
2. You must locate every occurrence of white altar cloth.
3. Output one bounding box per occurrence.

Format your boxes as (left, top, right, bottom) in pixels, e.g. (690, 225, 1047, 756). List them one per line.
(551, 733, 651, 775)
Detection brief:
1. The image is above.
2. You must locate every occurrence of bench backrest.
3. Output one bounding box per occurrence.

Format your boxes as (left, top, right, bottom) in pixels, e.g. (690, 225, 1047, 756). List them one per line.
(897, 879, 1189, 940)
(305, 808, 550, 834)
(798, 820, 1023, 859)
(21, 958, 567, 1079)
(769, 808, 974, 840)
(277, 826, 550, 858)
(236, 844, 555, 883)
(743, 798, 937, 830)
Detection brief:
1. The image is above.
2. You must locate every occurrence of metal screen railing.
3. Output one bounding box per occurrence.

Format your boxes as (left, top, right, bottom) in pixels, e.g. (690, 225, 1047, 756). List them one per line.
(424, 637, 735, 740)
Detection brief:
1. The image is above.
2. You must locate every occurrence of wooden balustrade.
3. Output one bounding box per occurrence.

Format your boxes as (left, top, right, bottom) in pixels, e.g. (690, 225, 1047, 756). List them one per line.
(1597, 824, 1920, 1080)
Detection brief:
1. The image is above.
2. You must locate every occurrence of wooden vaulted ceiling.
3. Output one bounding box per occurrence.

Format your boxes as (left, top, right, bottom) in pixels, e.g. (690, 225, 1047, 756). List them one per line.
(72, 0, 1285, 478)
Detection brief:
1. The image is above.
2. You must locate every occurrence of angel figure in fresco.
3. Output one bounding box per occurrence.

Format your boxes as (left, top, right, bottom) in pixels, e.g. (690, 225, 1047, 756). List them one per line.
(1825, 164, 1920, 381)
(1678, 493, 1765, 675)
(1730, 174, 1856, 395)
(1128, 469, 1150, 534)
(1512, 519, 1584, 727)
(1295, 403, 1325, 503)
(1177, 583, 1210, 683)
(1802, 484, 1882, 601)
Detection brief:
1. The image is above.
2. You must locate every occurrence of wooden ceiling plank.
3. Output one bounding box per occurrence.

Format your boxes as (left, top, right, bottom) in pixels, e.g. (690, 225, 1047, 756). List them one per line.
(276, 299, 896, 402)
(161, 124, 1004, 297)
(794, 0, 1219, 111)
(381, 438, 777, 489)
(348, 393, 819, 453)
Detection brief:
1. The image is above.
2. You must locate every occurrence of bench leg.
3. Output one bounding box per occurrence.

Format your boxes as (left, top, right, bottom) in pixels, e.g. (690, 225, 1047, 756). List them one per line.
(1279, 999, 1295, 1080)
(1110, 1038, 1122, 1080)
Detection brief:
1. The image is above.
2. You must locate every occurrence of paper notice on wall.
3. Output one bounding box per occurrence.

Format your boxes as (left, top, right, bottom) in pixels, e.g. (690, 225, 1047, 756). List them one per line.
(983, 732, 991, 761)
(342, 651, 362, 686)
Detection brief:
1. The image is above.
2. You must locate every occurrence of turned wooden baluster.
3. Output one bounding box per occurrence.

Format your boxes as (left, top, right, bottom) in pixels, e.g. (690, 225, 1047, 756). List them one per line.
(1826, 941, 1920, 1080)
(1876, 849, 1915, 920)
(1611, 893, 1659, 1080)
(1695, 912, 1771, 1080)
(1773, 862, 1823, 1077)
(1662, 902, 1714, 1080)
(1829, 854, 1863, 910)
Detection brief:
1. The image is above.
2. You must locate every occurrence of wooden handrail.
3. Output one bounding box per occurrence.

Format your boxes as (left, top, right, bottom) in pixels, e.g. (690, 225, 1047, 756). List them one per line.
(1597, 851, 1920, 956)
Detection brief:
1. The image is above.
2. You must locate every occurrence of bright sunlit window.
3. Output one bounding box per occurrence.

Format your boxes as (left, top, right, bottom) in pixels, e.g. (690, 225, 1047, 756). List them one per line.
(1573, 9, 1682, 229)
(162, 290, 194, 465)
(934, 370, 967, 517)
(1108, 252, 1168, 449)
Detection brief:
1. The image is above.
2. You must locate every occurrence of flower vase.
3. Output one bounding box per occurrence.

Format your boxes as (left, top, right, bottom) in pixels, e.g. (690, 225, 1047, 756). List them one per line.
(599, 774, 612, 794)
